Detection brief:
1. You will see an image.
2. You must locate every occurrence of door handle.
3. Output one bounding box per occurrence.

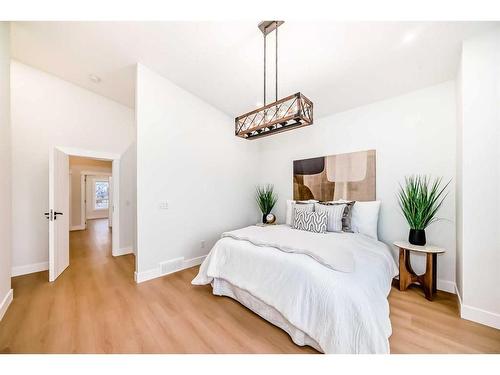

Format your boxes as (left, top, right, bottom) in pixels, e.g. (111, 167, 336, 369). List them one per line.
(54, 212, 63, 220)
(44, 212, 51, 220)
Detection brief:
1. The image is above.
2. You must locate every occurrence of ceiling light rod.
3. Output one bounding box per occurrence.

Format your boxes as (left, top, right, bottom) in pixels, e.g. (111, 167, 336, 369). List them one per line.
(259, 20, 283, 105)
(235, 21, 313, 140)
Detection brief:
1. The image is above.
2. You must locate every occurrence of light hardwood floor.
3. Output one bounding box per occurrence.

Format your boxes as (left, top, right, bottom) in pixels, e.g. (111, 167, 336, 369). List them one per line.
(1, 218, 499, 353)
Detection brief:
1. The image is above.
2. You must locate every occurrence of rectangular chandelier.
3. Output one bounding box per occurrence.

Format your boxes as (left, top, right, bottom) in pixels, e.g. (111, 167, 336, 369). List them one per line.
(235, 21, 314, 140)
(235, 92, 313, 139)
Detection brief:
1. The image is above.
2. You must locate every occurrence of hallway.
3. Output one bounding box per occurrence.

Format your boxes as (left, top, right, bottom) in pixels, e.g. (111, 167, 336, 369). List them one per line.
(0, 219, 137, 353)
(70, 219, 114, 263)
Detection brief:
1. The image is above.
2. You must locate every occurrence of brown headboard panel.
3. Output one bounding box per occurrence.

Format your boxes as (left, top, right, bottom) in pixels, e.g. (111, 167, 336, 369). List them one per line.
(293, 150, 376, 201)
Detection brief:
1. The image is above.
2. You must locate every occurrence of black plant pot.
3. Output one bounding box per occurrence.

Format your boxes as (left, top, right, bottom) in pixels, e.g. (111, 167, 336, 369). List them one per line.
(409, 229, 426, 246)
(262, 213, 267, 224)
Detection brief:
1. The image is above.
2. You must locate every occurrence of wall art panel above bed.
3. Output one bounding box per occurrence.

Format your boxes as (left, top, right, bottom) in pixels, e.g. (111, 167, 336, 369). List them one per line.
(293, 150, 376, 201)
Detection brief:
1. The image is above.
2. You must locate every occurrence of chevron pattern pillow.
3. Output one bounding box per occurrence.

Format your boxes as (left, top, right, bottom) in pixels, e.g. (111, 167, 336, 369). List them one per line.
(292, 209, 328, 233)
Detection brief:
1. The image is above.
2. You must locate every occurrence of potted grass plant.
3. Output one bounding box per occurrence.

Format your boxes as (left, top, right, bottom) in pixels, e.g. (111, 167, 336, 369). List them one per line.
(397, 175, 450, 246)
(256, 184, 278, 224)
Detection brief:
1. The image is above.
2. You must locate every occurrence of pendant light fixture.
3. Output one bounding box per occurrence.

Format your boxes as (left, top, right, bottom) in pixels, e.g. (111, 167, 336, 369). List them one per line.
(235, 21, 314, 139)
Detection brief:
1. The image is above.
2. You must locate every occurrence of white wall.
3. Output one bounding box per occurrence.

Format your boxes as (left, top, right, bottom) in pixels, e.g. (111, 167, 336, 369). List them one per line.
(10, 61, 135, 274)
(457, 28, 500, 328)
(69, 157, 112, 228)
(135, 64, 259, 280)
(256, 81, 457, 291)
(0, 22, 12, 320)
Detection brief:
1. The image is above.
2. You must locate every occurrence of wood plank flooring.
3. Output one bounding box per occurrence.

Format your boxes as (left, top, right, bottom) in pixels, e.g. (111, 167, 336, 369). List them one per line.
(0, 218, 499, 353)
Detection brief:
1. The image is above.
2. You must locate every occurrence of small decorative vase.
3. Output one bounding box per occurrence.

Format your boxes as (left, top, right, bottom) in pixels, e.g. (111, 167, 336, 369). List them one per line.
(262, 213, 267, 224)
(409, 229, 426, 246)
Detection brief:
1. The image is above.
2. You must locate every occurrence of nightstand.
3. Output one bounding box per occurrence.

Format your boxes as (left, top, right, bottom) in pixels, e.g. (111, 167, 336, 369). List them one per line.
(393, 241, 446, 301)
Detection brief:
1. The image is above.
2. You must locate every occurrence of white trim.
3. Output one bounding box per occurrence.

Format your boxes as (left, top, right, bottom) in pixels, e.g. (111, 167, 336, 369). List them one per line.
(453, 283, 500, 329)
(134, 267, 160, 283)
(455, 284, 462, 305)
(134, 255, 206, 283)
(461, 304, 500, 330)
(455, 284, 463, 315)
(50, 146, 121, 282)
(436, 279, 456, 294)
(183, 255, 207, 269)
(111, 159, 120, 256)
(57, 147, 120, 161)
(79, 171, 113, 228)
(114, 246, 134, 257)
(70, 224, 85, 231)
(86, 213, 109, 220)
(0, 289, 13, 321)
(12, 261, 49, 277)
(80, 174, 86, 230)
(80, 170, 112, 176)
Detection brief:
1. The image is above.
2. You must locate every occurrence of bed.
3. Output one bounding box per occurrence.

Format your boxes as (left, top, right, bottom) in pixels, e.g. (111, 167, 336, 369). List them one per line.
(192, 224, 398, 354)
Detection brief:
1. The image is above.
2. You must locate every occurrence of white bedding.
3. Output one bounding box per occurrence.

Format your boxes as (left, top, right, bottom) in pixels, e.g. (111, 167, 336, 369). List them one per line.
(192, 225, 398, 354)
(221, 225, 354, 272)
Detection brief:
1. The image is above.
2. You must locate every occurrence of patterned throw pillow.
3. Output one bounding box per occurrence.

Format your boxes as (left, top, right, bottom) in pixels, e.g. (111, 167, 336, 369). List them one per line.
(314, 203, 346, 232)
(292, 209, 328, 233)
(341, 201, 355, 232)
(286, 201, 315, 226)
(322, 201, 355, 232)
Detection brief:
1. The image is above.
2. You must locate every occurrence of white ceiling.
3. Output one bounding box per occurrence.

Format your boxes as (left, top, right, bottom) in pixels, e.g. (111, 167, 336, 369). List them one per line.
(11, 21, 498, 118)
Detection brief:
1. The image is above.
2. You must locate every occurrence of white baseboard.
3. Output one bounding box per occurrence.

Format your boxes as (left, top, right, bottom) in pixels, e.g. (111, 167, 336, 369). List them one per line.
(0, 289, 13, 321)
(437, 279, 456, 294)
(461, 304, 500, 330)
(134, 255, 206, 284)
(460, 305, 500, 329)
(113, 246, 134, 256)
(183, 255, 206, 269)
(454, 284, 499, 329)
(86, 215, 108, 220)
(70, 224, 85, 231)
(12, 261, 49, 277)
(134, 267, 160, 283)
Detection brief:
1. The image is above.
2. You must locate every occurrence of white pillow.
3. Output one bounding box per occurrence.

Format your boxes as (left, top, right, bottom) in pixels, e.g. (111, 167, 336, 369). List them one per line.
(285, 200, 315, 226)
(286, 200, 295, 225)
(349, 201, 381, 240)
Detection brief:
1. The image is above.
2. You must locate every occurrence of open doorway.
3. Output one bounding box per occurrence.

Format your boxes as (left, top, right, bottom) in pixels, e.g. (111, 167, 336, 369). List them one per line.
(69, 156, 113, 231)
(48, 147, 121, 282)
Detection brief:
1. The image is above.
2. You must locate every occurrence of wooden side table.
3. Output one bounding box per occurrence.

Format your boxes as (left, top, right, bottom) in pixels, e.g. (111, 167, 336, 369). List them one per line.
(393, 241, 445, 301)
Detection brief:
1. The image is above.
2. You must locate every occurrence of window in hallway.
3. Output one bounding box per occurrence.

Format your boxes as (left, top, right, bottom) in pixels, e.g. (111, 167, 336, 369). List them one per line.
(94, 180, 109, 210)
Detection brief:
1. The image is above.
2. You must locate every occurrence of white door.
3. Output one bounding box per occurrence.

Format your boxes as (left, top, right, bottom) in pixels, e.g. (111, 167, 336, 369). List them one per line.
(48, 148, 70, 282)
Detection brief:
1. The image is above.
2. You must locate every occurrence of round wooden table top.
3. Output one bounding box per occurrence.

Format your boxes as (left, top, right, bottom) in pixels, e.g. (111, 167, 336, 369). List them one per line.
(393, 241, 446, 254)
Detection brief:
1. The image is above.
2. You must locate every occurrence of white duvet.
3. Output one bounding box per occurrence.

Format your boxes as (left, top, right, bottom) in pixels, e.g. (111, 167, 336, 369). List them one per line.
(192, 225, 398, 354)
(221, 225, 354, 273)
